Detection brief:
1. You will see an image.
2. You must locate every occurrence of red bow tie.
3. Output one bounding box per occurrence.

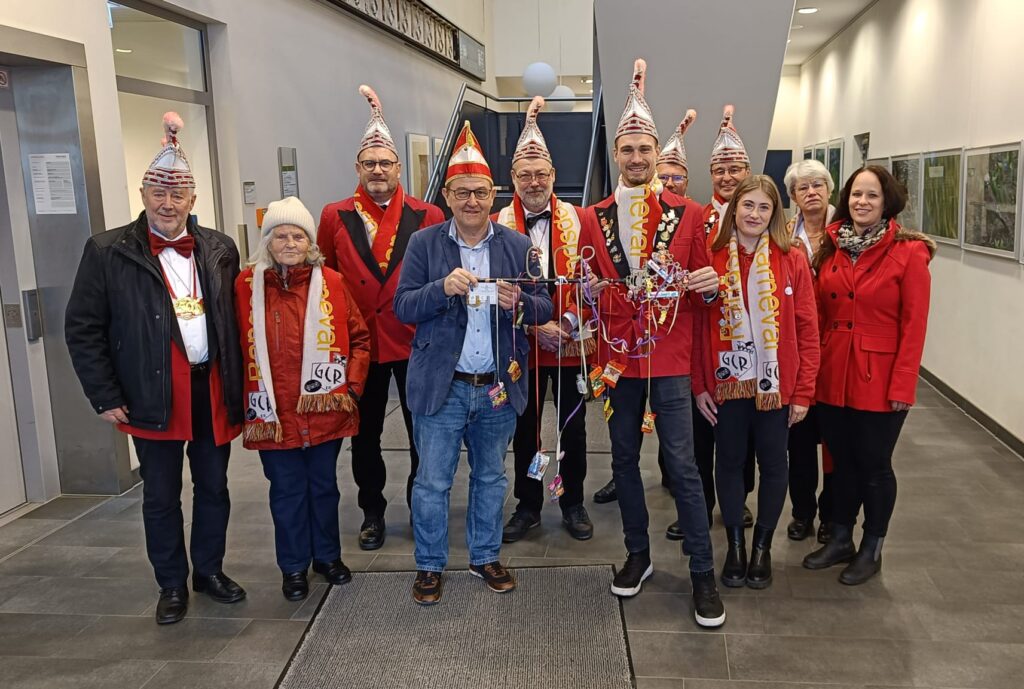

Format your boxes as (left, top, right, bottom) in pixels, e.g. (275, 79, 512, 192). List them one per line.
(150, 232, 195, 258)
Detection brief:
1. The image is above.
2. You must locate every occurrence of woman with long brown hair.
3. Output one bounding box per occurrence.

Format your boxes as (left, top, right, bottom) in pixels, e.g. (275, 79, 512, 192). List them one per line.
(693, 175, 820, 589)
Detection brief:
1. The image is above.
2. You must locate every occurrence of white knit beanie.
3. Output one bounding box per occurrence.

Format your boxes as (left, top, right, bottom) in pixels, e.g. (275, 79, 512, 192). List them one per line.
(261, 196, 316, 241)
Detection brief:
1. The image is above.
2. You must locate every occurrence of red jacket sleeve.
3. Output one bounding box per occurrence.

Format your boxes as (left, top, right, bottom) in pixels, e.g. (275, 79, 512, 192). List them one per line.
(316, 206, 339, 272)
(343, 282, 371, 397)
(889, 241, 932, 406)
(423, 204, 446, 227)
(683, 203, 717, 310)
(790, 250, 820, 407)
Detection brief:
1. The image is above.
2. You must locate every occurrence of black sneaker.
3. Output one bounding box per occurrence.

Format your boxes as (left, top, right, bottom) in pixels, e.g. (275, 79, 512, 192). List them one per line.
(611, 550, 653, 597)
(593, 479, 617, 504)
(561, 504, 593, 541)
(691, 570, 726, 628)
(502, 511, 540, 543)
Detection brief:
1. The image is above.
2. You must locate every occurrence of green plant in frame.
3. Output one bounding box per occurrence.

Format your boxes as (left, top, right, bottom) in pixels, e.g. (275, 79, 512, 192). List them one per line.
(828, 143, 842, 205)
(922, 153, 960, 240)
(892, 158, 922, 231)
(965, 148, 1018, 252)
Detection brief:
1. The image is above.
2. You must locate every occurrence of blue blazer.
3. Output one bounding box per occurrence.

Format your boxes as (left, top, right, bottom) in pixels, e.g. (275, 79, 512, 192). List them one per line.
(394, 219, 553, 416)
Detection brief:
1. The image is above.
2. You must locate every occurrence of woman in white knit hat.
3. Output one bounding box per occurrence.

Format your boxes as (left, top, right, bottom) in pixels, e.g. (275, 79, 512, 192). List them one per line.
(234, 196, 370, 601)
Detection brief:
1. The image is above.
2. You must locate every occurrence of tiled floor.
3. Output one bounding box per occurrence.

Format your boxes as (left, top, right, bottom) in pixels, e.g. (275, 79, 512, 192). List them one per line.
(1, 380, 1023, 688)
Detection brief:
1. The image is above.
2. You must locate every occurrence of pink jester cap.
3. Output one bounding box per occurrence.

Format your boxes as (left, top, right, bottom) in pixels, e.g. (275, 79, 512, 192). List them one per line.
(358, 84, 398, 155)
(657, 109, 697, 170)
(512, 96, 552, 165)
(709, 105, 749, 167)
(142, 112, 195, 188)
(615, 58, 658, 143)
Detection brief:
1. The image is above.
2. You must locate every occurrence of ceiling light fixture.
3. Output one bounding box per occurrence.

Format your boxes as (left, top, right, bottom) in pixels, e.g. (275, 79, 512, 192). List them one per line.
(115, 48, 132, 53)
(797, 7, 818, 14)
(580, 77, 593, 84)
(792, 24, 804, 29)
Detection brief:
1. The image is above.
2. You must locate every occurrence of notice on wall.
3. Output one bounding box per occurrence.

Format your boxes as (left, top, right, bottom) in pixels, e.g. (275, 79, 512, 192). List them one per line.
(29, 153, 77, 214)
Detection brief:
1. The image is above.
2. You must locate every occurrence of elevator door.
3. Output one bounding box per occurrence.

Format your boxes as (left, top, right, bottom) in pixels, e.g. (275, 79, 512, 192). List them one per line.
(0, 284, 26, 514)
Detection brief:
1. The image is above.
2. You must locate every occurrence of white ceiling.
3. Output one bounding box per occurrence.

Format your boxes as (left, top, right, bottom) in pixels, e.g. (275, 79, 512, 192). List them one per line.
(784, 0, 879, 65)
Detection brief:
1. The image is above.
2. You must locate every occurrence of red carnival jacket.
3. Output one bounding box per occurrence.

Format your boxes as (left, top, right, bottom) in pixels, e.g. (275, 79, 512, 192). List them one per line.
(576, 189, 712, 378)
(234, 266, 370, 451)
(814, 219, 935, 411)
(316, 195, 444, 363)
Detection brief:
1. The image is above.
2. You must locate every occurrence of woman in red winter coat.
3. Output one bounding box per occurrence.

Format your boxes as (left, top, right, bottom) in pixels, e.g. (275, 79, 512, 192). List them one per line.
(235, 197, 370, 601)
(802, 166, 934, 585)
(693, 175, 820, 589)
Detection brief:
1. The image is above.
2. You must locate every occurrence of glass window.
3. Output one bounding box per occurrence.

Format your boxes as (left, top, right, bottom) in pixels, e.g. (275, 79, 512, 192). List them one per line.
(109, 3, 206, 91)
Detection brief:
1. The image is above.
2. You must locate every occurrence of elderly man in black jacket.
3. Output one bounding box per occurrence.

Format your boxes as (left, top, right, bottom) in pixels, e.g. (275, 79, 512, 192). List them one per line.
(65, 113, 245, 625)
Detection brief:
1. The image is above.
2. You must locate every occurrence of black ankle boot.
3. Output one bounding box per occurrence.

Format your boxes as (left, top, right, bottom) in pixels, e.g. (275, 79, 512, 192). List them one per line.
(720, 526, 747, 587)
(839, 534, 883, 585)
(802, 523, 856, 569)
(746, 525, 773, 589)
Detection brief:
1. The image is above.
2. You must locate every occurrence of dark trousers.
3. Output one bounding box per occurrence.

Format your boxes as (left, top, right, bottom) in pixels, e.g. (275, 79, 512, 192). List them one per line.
(714, 399, 790, 530)
(259, 439, 342, 573)
(134, 368, 231, 589)
(787, 406, 833, 522)
(607, 376, 714, 573)
(658, 399, 755, 525)
(350, 359, 418, 519)
(511, 365, 588, 515)
(817, 403, 908, 538)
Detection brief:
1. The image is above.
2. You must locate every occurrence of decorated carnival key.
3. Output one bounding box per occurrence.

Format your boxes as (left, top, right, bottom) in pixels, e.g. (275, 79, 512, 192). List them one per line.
(601, 360, 626, 388)
(547, 474, 565, 500)
(589, 364, 606, 398)
(603, 397, 614, 421)
(488, 381, 509, 409)
(507, 359, 522, 383)
(527, 451, 550, 480)
(641, 411, 657, 434)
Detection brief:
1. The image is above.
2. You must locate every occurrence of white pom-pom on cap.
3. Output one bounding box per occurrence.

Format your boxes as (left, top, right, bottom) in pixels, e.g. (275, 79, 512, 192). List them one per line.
(161, 111, 185, 146)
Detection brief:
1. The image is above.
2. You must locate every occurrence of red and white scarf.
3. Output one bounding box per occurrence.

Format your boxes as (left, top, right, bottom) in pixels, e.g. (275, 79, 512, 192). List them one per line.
(710, 231, 783, 410)
(354, 183, 405, 272)
(615, 176, 663, 270)
(240, 266, 353, 442)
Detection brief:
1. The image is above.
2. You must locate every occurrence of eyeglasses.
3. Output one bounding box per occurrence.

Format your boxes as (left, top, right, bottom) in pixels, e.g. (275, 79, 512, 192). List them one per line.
(658, 174, 687, 184)
(711, 165, 749, 178)
(448, 187, 493, 201)
(795, 179, 828, 195)
(358, 159, 397, 172)
(514, 171, 552, 183)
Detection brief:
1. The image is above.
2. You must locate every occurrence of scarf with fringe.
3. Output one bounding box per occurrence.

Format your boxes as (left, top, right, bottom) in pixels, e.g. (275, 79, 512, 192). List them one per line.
(710, 231, 783, 410)
(240, 265, 353, 442)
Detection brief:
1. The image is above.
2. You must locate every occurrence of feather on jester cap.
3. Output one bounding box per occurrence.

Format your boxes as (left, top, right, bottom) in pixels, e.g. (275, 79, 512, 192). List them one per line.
(709, 105, 749, 167)
(615, 58, 658, 143)
(657, 109, 697, 170)
(445, 120, 492, 184)
(142, 112, 194, 188)
(358, 84, 398, 155)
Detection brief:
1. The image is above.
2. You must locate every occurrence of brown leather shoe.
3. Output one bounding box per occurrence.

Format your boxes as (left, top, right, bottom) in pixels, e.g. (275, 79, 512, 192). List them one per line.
(412, 570, 443, 605)
(469, 561, 516, 593)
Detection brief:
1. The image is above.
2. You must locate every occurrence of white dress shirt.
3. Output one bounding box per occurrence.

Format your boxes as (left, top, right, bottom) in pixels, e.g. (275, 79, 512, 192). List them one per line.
(151, 228, 209, 365)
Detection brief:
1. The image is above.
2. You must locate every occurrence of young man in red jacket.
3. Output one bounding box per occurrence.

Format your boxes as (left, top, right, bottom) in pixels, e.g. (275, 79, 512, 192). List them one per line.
(577, 60, 725, 628)
(316, 86, 444, 550)
(490, 97, 593, 543)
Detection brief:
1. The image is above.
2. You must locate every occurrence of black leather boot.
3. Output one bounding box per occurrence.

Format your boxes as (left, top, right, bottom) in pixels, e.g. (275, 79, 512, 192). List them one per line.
(720, 526, 747, 587)
(839, 534, 883, 585)
(746, 525, 774, 589)
(802, 523, 856, 569)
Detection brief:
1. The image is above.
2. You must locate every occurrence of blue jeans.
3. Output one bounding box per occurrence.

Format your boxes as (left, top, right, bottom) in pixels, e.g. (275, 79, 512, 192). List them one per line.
(607, 375, 715, 573)
(259, 439, 342, 573)
(412, 380, 516, 572)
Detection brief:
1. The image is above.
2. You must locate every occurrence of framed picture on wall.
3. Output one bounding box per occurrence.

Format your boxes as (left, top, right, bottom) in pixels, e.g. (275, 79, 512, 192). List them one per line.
(962, 143, 1020, 258)
(827, 139, 843, 205)
(865, 157, 890, 171)
(891, 154, 922, 232)
(406, 133, 431, 200)
(922, 148, 962, 244)
(803, 147, 813, 160)
(431, 137, 446, 186)
(813, 145, 826, 166)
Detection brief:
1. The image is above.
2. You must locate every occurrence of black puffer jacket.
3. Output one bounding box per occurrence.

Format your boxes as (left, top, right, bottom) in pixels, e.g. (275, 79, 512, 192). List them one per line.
(65, 212, 243, 431)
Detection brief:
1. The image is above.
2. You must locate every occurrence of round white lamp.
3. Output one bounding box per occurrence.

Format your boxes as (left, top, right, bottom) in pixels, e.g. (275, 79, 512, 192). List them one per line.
(547, 84, 576, 112)
(522, 62, 557, 98)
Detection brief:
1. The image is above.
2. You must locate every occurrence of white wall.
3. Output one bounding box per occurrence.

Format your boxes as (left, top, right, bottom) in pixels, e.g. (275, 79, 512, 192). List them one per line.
(491, 0, 593, 78)
(789, 0, 1024, 440)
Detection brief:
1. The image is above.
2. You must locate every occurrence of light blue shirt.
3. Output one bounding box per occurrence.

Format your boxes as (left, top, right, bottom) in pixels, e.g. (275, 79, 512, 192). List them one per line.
(450, 222, 496, 374)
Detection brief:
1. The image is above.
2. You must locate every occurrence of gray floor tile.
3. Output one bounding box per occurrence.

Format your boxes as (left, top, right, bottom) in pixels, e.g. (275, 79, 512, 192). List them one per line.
(628, 631, 729, 680)
(77, 497, 142, 522)
(758, 597, 930, 640)
(0, 519, 66, 549)
(927, 567, 1024, 604)
(903, 639, 1024, 688)
(783, 565, 944, 602)
(35, 519, 146, 549)
(79, 547, 153, 580)
(19, 497, 108, 521)
(0, 657, 164, 689)
(177, 581, 328, 620)
(215, 619, 308, 663)
(0, 612, 98, 657)
(910, 600, 1024, 643)
(0, 545, 121, 577)
(56, 615, 248, 660)
(624, 593, 762, 634)
(0, 576, 155, 615)
(134, 661, 282, 689)
(288, 586, 329, 622)
(683, 683, 863, 689)
(633, 679, 686, 689)
(0, 576, 46, 606)
(725, 634, 914, 685)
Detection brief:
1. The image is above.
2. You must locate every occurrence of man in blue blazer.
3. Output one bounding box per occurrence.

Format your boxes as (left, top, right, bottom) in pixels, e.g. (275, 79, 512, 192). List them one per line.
(394, 122, 552, 605)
